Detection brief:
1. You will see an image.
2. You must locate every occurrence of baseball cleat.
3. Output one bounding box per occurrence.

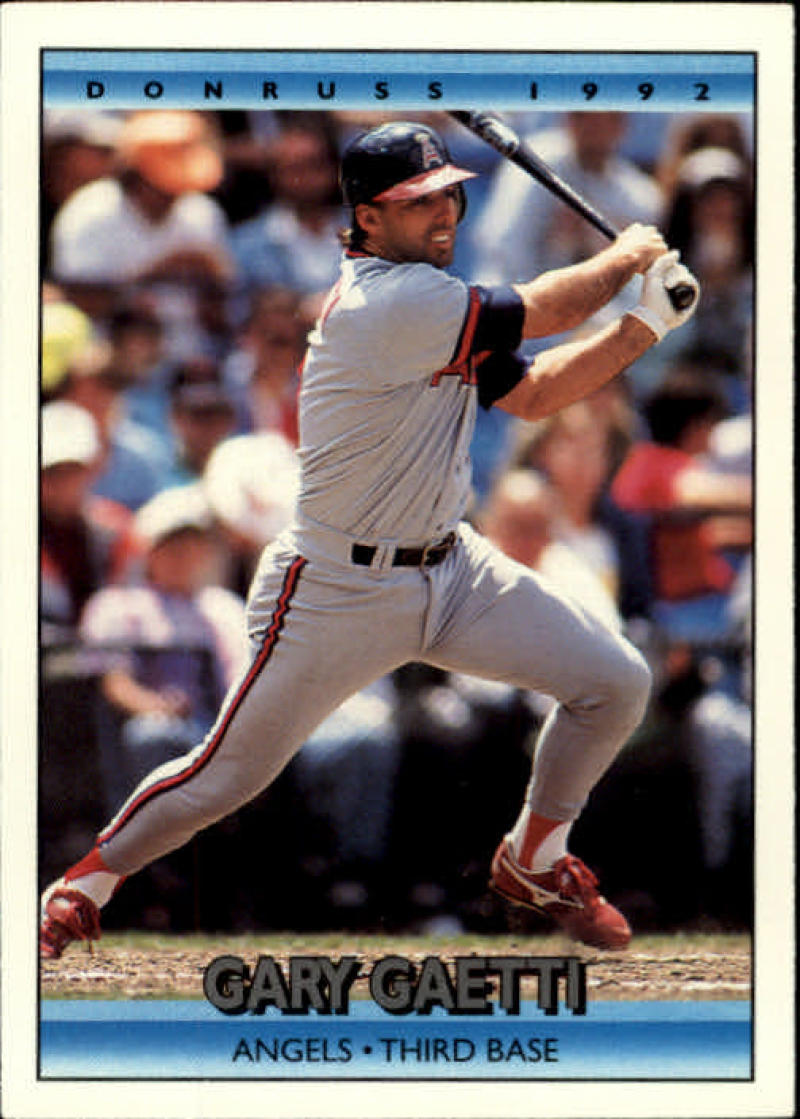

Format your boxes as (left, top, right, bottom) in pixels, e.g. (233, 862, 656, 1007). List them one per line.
(40, 887, 102, 959)
(489, 837, 631, 949)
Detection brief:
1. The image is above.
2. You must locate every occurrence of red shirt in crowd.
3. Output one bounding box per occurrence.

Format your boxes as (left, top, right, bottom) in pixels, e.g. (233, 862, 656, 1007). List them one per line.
(611, 443, 735, 601)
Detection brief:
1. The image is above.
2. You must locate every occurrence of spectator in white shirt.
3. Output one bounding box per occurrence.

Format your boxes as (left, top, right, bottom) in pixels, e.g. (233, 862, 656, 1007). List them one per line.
(472, 112, 663, 312)
(50, 110, 234, 357)
(79, 485, 247, 812)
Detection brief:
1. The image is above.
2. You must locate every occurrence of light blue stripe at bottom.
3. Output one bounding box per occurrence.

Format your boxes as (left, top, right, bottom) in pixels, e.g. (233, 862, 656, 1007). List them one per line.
(40, 1001, 751, 1080)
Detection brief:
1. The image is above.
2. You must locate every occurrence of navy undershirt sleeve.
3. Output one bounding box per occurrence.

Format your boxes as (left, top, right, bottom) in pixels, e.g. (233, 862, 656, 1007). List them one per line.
(469, 284, 527, 409)
(475, 350, 527, 409)
(470, 284, 525, 353)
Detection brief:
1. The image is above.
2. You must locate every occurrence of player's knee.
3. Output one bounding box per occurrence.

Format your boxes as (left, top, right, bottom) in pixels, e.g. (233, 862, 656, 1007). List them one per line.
(606, 640, 652, 723)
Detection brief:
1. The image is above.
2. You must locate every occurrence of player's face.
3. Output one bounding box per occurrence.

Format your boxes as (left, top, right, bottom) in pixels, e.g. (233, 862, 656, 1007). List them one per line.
(361, 186, 460, 267)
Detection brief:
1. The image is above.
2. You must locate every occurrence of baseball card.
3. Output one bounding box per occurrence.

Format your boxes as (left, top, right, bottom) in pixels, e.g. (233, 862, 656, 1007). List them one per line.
(0, 3, 794, 1117)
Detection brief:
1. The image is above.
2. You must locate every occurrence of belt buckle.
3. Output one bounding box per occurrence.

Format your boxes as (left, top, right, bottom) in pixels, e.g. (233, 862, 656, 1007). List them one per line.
(419, 541, 435, 568)
(419, 532, 453, 568)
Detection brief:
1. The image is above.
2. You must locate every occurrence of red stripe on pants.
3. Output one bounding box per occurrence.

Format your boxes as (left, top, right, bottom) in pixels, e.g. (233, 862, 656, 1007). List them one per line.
(97, 555, 307, 845)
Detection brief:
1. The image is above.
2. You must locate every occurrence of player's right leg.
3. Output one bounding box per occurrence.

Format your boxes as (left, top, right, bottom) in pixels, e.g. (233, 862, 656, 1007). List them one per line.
(41, 541, 427, 958)
(422, 524, 651, 948)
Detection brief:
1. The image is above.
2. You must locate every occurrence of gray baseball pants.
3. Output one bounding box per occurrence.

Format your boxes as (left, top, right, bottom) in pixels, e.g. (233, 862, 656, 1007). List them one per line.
(97, 521, 651, 876)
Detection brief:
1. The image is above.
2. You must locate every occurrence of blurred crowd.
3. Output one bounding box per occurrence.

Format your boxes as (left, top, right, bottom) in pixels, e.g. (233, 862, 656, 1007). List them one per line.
(40, 107, 754, 934)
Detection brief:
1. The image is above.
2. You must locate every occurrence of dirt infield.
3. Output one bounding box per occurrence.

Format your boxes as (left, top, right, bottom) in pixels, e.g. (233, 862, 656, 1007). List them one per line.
(41, 931, 751, 1002)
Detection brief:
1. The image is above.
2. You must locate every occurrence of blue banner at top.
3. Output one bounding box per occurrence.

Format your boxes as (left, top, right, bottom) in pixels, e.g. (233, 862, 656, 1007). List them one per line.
(42, 50, 755, 112)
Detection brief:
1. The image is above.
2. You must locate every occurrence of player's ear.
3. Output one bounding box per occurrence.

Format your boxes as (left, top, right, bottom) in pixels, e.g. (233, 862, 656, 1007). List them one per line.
(355, 202, 381, 235)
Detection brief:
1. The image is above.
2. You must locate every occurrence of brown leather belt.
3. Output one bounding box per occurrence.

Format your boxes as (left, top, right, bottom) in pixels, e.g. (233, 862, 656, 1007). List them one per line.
(351, 531, 457, 569)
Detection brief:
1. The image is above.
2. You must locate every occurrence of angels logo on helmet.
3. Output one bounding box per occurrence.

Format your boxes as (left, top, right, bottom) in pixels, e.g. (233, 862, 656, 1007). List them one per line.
(416, 130, 444, 170)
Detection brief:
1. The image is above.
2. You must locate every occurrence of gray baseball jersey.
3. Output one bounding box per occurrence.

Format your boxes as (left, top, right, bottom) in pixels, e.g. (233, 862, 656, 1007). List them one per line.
(297, 252, 524, 542)
(94, 249, 650, 878)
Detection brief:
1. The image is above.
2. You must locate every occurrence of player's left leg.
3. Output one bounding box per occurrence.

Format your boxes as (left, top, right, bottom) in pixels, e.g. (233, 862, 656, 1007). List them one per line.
(40, 544, 429, 958)
(422, 524, 651, 947)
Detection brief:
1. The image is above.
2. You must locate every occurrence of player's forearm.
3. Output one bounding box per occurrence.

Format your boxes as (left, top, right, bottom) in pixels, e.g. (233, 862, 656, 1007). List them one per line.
(512, 245, 641, 339)
(498, 314, 656, 421)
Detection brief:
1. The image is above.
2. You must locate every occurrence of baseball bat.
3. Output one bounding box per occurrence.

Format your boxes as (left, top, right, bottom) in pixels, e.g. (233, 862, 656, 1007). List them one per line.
(448, 110, 696, 311)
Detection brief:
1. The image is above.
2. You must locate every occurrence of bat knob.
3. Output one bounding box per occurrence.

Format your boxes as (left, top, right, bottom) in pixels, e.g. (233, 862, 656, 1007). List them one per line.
(667, 282, 697, 312)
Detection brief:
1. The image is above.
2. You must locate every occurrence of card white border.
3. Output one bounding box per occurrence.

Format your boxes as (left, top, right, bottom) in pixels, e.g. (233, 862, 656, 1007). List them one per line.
(1, 3, 794, 1117)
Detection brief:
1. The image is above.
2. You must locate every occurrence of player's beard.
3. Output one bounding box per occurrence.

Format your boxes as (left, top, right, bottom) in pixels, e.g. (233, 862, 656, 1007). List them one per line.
(386, 226, 456, 268)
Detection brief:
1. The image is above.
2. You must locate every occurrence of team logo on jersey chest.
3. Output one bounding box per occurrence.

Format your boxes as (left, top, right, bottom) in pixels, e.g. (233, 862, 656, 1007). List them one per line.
(430, 350, 488, 389)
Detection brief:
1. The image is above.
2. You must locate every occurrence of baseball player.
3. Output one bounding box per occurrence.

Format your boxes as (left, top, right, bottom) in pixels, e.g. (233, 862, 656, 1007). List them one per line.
(41, 121, 699, 958)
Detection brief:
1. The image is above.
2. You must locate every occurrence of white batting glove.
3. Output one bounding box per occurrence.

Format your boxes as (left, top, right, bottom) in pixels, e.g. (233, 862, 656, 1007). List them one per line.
(628, 250, 700, 340)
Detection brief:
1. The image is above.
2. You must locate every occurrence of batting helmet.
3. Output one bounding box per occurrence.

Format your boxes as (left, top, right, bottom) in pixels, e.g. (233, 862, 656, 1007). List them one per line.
(341, 122, 477, 220)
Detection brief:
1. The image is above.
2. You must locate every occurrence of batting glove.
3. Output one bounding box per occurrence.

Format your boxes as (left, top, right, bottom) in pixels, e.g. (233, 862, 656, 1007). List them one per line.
(628, 250, 700, 340)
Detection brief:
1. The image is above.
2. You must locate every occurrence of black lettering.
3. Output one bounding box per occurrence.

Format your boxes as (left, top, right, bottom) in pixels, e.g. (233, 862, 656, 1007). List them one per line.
(582, 81, 598, 101)
(86, 80, 105, 99)
(545, 1037, 559, 1061)
(232, 1037, 254, 1061)
(506, 1037, 526, 1060)
(262, 80, 279, 100)
(526, 1037, 543, 1061)
(379, 1037, 398, 1060)
(428, 80, 443, 100)
(317, 81, 336, 100)
(374, 80, 390, 100)
(144, 80, 164, 100)
(255, 1037, 279, 1060)
(453, 1038, 475, 1061)
(487, 1037, 503, 1062)
(432, 1038, 450, 1062)
(529, 80, 538, 100)
(286, 1038, 307, 1061)
(694, 81, 710, 101)
(204, 79, 223, 100)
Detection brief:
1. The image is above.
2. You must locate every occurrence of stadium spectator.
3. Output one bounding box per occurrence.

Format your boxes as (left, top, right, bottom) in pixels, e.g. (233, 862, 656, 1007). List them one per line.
(511, 403, 653, 622)
(208, 110, 280, 225)
(49, 110, 234, 356)
(470, 111, 665, 405)
(163, 359, 239, 488)
(221, 287, 305, 445)
(106, 298, 173, 452)
(50, 338, 171, 512)
(41, 110, 120, 271)
(41, 293, 95, 403)
(229, 117, 344, 321)
(480, 467, 621, 632)
(202, 428, 300, 595)
(662, 146, 754, 398)
(611, 366, 751, 642)
(654, 113, 752, 198)
(41, 401, 140, 639)
(471, 112, 663, 290)
(79, 485, 247, 813)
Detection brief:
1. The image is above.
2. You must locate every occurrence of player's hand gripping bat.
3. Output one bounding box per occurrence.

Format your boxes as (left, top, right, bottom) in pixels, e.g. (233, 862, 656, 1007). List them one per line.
(449, 110, 698, 313)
